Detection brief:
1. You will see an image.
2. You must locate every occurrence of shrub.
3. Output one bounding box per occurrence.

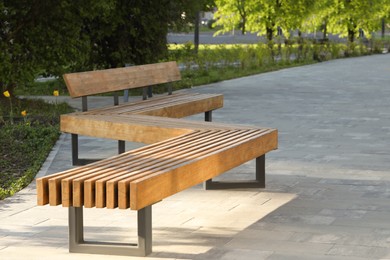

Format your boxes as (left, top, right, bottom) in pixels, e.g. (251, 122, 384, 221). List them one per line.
(0, 122, 60, 199)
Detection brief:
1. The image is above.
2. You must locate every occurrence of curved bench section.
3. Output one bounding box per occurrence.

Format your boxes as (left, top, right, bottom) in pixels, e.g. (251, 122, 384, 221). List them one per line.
(37, 120, 277, 210)
(35, 61, 278, 257)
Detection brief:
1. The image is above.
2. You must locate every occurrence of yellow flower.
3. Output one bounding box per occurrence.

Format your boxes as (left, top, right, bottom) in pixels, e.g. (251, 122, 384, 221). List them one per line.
(3, 90, 10, 98)
(21, 110, 27, 117)
(53, 90, 59, 97)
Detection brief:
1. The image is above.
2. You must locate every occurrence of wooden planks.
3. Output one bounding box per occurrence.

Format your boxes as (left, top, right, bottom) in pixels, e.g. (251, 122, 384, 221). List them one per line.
(63, 61, 181, 98)
(60, 93, 224, 143)
(60, 112, 257, 144)
(61, 113, 193, 144)
(82, 93, 223, 118)
(36, 126, 278, 210)
(37, 61, 279, 213)
(129, 129, 278, 210)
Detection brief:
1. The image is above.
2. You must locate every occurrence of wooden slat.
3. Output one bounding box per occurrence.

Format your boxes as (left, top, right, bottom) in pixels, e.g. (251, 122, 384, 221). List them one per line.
(115, 129, 265, 209)
(83, 130, 219, 208)
(110, 130, 246, 209)
(129, 129, 278, 210)
(36, 130, 201, 206)
(135, 95, 224, 118)
(83, 93, 220, 115)
(60, 113, 257, 145)
(80, 131, 213, 207)
(63, 61, 181, 97)
(38, 116, 277, 209)
(61, 114, 192, 144)
(82, 93, 191, 115)
(64, 130, 208, 207)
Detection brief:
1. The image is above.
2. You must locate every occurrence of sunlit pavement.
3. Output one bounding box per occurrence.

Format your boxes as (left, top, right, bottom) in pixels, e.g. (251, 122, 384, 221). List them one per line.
(1, 54, 390, 259)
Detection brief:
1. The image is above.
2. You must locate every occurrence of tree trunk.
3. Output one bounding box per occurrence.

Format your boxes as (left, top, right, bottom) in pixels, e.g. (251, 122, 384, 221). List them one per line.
(348, 28, 355, 43)
(382, 18, 385, 39)
(323, 21, 327, 40)
(241, 16, 246, 35)
(266, 27, 273, 41)
(194, 11, 200, 54)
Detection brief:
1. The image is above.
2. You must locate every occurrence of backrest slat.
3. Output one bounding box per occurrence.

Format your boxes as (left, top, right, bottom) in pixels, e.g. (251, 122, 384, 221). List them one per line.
(63, 61, 181, 98)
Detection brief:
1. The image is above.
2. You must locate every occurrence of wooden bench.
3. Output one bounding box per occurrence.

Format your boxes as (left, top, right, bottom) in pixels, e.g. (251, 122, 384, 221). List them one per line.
(62, 61, 223, 165)
(36, 62, 278, 257)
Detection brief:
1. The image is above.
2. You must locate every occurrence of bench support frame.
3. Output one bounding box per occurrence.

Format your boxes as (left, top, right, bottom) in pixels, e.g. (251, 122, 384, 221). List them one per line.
(72, 95, 127, 166)
(204, 155, 265, 190)
(68, 206, 152, 257)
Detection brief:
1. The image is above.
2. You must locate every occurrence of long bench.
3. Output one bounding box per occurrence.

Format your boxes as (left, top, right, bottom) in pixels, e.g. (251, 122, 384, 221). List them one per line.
(62, 61, 223, 165)
(36, 62, 278, 257)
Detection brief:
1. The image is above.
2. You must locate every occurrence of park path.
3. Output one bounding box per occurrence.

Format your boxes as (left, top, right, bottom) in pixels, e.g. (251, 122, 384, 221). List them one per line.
(1, 54, 390, 259)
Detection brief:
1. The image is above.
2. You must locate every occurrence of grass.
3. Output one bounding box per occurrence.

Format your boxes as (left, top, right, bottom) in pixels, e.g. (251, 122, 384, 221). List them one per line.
(14, 78, 68, 96)
(0, 98, 73, 200)
(15, 39, 390, 97)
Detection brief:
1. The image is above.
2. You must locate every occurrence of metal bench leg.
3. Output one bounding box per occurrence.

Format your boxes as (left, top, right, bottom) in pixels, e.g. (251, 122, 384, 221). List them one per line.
(72, 137, 125, 166)
(118, 140, 125, 154)
(71, 134, 79, 166)
(68, 206, 152, 256)
(204, 111, 213, 189)
(204, 155, 266, 190)
(256, 154, 266, 188)
(205, 110, 212, 122)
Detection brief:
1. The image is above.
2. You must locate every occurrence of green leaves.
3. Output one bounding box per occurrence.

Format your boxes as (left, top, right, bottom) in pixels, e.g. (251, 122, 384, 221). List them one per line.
(1, 0, 200, 93)
(214, 0, 389, 42)
(214, 0, 315, 40)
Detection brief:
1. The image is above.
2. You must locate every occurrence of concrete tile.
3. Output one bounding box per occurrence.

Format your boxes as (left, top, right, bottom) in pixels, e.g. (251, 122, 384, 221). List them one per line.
(267, 252, 367, 260)
(327, 244, 389, 259)
(290, 232, 344, 244)
(225, 237, 334, 255)
(218, 249, 273, 260)
(234, 229, 294, 241)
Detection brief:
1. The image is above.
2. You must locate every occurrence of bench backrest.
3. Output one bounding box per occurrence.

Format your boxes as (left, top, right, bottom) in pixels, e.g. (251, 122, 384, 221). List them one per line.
(63, 61, 181, 98)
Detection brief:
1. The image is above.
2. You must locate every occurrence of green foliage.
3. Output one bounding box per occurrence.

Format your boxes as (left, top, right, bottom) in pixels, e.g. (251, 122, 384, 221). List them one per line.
(0, 1, 101, 93)
(0, 98, 73, 200)
(83, 1, 171, 68)
(0, 123, 59, 200)
(215, 0, 390, 43)
(166, 39, 385, 90)
(214, 0, 251, 35)
(1, 0, 208, 95)
(214, 0, 315, 40)
(15, 79, 67, 96)
(303, 0, 390, 42)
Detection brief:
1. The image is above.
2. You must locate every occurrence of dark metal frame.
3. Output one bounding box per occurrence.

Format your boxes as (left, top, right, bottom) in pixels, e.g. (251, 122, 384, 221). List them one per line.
(203, 155, 265, 190)
(72, 86, 174, 166)
(203, 110, 266, 190)
(68, 206, 152, 257)
(71, 95, 126, 166)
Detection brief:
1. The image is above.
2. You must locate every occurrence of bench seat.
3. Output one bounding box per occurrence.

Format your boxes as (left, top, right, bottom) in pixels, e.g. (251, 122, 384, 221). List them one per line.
(61, 93, 223, 143)
(81, 92, 223, 118)
(35, 61, 279, 257)
(37, 122, 277, 210)
(61, 61, 224, 165)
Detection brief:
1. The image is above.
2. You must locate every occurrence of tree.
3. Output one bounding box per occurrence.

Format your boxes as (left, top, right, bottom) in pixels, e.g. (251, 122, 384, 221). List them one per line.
(83, 0, 172, 68)
(214, 0, 251, 35)
(307, 0, 390, 43)
(301, 0, 333, 40)
(215, 0, 314, 41)
(0, 0, 204, 96)
(0, 0, 104, 95)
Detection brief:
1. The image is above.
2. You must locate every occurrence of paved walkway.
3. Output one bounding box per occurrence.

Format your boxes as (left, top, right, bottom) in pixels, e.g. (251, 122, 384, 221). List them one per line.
(1, 54, 390, 259)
